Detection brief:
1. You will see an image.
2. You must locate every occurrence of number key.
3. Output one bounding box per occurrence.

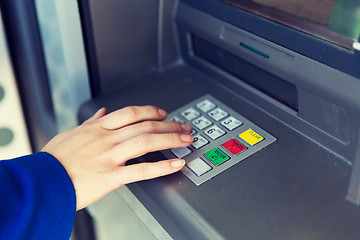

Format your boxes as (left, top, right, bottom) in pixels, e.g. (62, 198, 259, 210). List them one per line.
(204, 125, 226, 140)
(192, 116, 212, 130)
(169, 116, 184, 123)
(208, 107, 228, 121)
(171, 147, 192, 158)
(181, 108, 200, 121)
(221, 116, 242, 131)
(196, 99, 216, 112)
(191, 134, 209, 149)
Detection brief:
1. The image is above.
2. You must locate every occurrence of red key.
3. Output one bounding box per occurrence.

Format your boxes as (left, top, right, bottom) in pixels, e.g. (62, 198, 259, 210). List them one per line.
(222, 139, 247, 155)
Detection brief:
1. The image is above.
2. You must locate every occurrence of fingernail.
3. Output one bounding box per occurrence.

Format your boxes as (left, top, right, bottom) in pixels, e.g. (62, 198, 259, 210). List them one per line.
(181, 124, 192, 132)
(93, 107, 106, 117)
(180, 134, 193, 143)
(158, 109, 167, 118)
(171, 159, 185, 168)
(96, 107, 105, 114)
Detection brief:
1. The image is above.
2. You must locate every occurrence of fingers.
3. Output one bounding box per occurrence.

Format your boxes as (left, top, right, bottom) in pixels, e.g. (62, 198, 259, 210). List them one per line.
(111, 133, 193, 164)
(99, 106, 168, 130)
(114, 159, 185, 185)
(83, 107, 108, 124)
(115, 121, 192, 143)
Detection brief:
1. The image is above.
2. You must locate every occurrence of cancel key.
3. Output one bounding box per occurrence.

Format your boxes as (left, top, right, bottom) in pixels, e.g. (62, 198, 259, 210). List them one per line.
(222, 139, 247, 155)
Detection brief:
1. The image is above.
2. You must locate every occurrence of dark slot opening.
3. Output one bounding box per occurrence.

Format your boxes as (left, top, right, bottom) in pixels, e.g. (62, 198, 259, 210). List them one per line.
(192, 35, 298, 111)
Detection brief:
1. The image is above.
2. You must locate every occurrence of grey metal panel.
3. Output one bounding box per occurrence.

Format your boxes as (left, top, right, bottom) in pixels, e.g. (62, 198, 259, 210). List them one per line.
(87, 187, 170, 240)
(157, 0, 180, 68)
(347, 128, 360, 204)
(88, 0, 159, 93)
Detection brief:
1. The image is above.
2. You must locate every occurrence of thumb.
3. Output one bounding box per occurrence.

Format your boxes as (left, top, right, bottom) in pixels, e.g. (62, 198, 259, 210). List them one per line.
(114, 159, 185, 185)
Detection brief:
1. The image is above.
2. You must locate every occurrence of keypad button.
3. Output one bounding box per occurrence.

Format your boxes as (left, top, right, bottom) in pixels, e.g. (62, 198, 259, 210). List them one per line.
(221, 116, 242, 131)
(190, 129, 197, 135)
(181, 108, 200, 121)
(169, 116, 184, 123)
(222, 139, 247, 155)
(192, 116, 212, 130)
(171, 147, 192, 158)
(196, 99, 216, 112)
(208, 107, 229, 121)
(187, 158, 212, 177)
(204, 125, 226, 140)
(204, 148, 230, 166)
(191, 134, 209, 149)
(239, 129, 264, 146)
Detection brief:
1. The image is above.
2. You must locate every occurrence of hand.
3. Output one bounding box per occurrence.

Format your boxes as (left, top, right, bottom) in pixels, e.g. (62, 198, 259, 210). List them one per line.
(42, 106, 193, 210)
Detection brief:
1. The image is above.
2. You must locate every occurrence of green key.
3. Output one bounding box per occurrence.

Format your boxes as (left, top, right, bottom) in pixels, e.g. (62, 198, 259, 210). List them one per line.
(204, 148, 230, 166)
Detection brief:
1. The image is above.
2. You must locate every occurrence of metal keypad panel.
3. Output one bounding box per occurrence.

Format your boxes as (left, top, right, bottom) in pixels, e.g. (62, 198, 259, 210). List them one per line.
(161, 95, 277, 185)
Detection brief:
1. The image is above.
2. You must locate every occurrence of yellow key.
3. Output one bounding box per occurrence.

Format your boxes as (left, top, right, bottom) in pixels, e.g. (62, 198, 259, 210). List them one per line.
(239, 129, 264, 146)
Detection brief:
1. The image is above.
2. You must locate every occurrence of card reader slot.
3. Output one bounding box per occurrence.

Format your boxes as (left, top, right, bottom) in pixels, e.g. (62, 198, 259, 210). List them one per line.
(192, 35, 298, 111)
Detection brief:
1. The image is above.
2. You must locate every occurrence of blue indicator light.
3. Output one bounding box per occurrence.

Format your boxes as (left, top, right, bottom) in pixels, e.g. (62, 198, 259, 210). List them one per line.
(240, 42, 270, 59)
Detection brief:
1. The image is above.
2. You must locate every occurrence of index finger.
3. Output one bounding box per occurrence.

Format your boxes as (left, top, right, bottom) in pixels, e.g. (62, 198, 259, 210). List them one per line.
(99, 105, 168, 130)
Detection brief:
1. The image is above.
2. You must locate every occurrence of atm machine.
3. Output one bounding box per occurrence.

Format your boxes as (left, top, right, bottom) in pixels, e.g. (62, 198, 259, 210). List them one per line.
(74, 0, 360, 240)
(2, 0, 360, 239)
(75, 0, 360, 239)
(77, 0, 360, 239)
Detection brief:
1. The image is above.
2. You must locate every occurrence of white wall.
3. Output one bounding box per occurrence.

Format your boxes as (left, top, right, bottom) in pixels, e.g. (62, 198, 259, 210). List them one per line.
(0, 11, 32, 159)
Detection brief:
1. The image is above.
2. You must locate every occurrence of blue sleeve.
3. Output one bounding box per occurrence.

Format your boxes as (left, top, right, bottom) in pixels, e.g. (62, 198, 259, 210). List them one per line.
(0, 152, 76, 240)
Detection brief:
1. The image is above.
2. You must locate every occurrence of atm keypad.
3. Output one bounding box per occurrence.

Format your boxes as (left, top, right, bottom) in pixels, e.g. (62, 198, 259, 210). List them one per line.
(161, 95, 276, 185)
